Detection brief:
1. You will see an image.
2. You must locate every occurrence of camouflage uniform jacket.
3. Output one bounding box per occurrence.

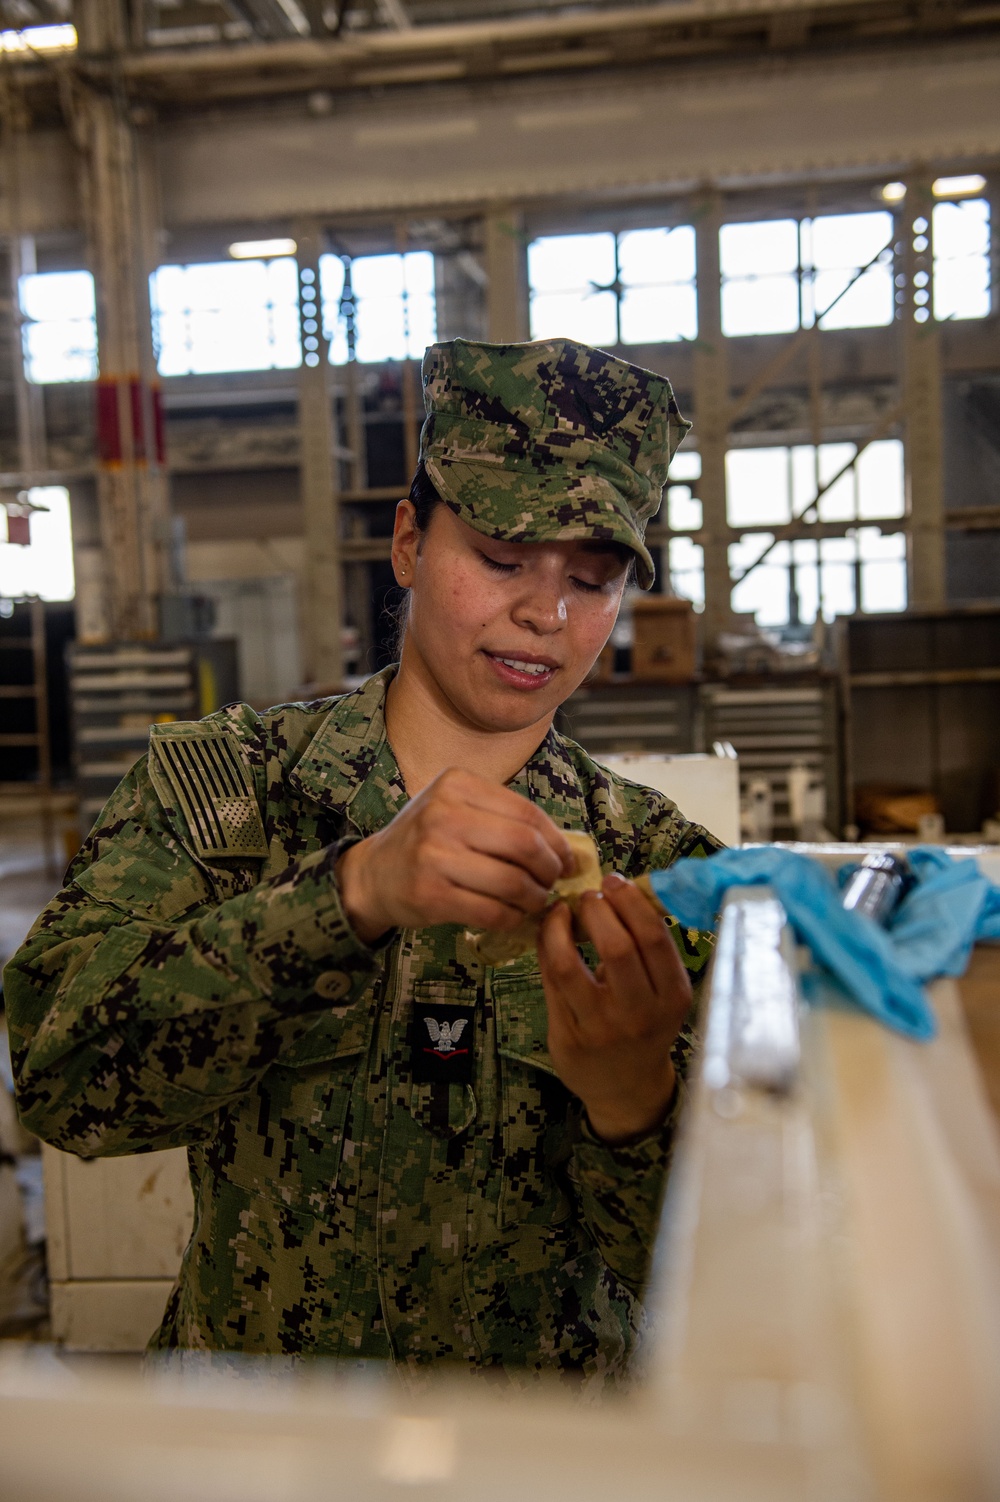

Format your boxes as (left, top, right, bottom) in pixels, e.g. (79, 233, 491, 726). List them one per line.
(5, 667, 719, 1382)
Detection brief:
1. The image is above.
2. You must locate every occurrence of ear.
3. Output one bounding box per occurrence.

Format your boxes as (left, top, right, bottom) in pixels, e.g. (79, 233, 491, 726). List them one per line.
(391, 499, 420, 587)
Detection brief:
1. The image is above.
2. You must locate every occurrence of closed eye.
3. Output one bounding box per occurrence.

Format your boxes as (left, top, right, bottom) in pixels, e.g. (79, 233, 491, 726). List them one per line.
(480, 553, 519, 576)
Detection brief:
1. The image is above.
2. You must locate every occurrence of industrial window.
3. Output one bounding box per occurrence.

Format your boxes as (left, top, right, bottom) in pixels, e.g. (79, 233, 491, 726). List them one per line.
(528, 227, 697, 346)
(0, 487, 75, 602)
(729, 531, 907, 627)
(726, 441, 905, 528)
(319, 251, 436, 364)
(20, 271, 98, 384)
(151, 258, 301, 376)
(664, 449, 704, 607)
(932, 199, 991, 321)
(726, 441, 907, 626)
(720, 212, 895, 337)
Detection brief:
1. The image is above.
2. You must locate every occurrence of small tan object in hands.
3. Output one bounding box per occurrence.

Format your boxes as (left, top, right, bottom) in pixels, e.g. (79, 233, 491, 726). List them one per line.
(469, 831, 668, 966)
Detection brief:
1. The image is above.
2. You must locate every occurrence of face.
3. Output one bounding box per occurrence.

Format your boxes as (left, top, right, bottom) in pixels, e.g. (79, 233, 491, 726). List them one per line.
(391, 500, 630, 735)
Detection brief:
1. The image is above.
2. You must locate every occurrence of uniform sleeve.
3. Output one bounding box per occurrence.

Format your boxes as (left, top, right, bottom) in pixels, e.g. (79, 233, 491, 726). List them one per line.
(3, 757, 384, 1159)
(570, 795, 721, 1294)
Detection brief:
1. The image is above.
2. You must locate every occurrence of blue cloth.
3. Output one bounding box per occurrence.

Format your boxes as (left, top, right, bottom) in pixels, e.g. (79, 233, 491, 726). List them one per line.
(886, 846, 1000, 977)
(649, 847, 1000, 1042)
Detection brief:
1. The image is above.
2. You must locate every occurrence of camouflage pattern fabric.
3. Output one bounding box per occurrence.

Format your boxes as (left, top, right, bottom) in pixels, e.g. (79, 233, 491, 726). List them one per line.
(4, 668, 720, 1386)
(420, 338, 691, 589)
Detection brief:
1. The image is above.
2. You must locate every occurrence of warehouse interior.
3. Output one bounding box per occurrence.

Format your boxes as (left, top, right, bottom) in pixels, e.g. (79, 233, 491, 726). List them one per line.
(1, 2, 1000, 1498)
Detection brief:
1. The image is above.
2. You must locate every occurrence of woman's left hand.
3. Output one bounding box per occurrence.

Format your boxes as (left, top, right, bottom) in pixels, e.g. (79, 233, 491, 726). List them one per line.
(537, 872, 692, 1145)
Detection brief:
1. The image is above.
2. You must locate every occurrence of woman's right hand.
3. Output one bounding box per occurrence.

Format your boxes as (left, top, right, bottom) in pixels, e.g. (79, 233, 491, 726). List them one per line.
(335, 767, 574, 945)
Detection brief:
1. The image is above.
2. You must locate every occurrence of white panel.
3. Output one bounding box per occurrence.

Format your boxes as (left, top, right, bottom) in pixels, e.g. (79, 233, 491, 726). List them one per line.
(156, 44, 1000, 226)
(49, 1279, 176, 1353)
(598, 752, 741, 848)
(44, 1145, 193, 1281)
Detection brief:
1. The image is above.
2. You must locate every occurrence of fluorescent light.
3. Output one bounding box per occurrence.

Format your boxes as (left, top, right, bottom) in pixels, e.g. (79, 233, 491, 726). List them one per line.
(932, 174, 986, 198)
(228, 238, 297, 260)
(0, 24, 76, 51)
(880, 182, 907, 203)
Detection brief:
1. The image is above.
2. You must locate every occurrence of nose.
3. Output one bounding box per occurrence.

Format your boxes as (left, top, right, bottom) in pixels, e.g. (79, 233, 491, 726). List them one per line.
(510, 566, 568, 635)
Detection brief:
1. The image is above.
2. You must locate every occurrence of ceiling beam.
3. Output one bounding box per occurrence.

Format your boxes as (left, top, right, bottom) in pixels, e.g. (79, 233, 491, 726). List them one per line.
(56, 0, 1000, 104)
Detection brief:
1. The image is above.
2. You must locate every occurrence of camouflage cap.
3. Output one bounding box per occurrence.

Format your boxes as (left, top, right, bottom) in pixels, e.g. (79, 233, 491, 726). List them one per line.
(418, 338, 691, 590)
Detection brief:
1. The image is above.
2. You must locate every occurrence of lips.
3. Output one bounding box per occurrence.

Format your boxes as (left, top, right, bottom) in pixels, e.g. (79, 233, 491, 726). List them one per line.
(483, 650, 559, 690)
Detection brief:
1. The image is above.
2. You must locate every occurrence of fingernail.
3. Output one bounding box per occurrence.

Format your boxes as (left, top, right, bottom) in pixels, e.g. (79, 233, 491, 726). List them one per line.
(604, 872, 627, 888)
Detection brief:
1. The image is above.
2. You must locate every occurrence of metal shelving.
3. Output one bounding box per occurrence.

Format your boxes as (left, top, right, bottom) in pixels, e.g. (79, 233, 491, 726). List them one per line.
(69, 644, 199, 829)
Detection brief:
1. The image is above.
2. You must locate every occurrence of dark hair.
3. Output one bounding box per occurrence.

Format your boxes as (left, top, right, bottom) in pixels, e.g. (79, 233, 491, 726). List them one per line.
(409, 460, 442, 533)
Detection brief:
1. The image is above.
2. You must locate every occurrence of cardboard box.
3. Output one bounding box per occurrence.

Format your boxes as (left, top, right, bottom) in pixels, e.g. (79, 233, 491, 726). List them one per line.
(631, 596, 697, 683)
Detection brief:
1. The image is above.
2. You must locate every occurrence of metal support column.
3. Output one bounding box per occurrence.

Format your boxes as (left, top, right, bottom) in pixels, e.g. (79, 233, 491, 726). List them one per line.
(693, 193, 733, 649)
(484, 209, 529, 343)
(75, 1, 170, 641)
(295, 223, 343, 688)
(901, 175, 946, 608)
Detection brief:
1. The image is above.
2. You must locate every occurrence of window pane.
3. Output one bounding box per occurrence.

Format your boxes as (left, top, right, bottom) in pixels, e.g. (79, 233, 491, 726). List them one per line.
(790, 443, 857, 521)
(0, 487, 74, 601)
(807, 212, 892, 271)
(793, 558, 820, 625)
(814, 263, 893, 329)
(668, 450, 701, 482)
(720, 220, 799, 277)
(528, 233, 616, 294)
(857, 440, 905, 519)
(151, 260, 300, 375)
(19, 272, 98, 383)
(668, 537, 704, 608)
(667, 485, 702, 531)
(23, 319, 97, 383)
(934, 255, 990, 321)
(619, 284, 696, 343)
(355, 298, 407, 363)
(352, 253, 406, 299)
(933, 200, 989, 260)
(20, 270, 95, 323)
(856, 526, 906, 560)
(726, 448, 791, 527)
(816, 443, 858, 522)
(619, 225, 695, 285)
(721, 273, 799, 336)
(529, 289, 618, 346)
(730, 562, 790, 625)
(819, 560, 856, 617)
(861, 558, 907, 612)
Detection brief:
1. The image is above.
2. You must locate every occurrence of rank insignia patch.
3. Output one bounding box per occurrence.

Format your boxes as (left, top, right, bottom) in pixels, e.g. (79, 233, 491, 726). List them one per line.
(410, 1004, 475, 1084)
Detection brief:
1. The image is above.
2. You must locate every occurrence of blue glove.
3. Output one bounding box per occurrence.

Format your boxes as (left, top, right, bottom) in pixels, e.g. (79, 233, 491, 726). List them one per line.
(648, 848, 936, 1041)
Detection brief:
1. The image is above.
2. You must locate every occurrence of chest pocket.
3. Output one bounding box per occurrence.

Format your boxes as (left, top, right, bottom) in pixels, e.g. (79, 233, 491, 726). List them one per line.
(493, 971, 574, 1232)
(207, 986, 376, 1219)
(404, 980, 477, 1139)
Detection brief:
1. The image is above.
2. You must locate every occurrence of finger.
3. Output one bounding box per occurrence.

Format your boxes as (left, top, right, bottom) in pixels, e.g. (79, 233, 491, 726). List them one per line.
(438, 887, 531, 933)
(576, 890, 661, 1007)
(437, 846, 553, 915)
(457, 809, 568, 891)
(601, 874, 691, 997)
(538, 901, 595, 1031)
(432, 770, 574, 875)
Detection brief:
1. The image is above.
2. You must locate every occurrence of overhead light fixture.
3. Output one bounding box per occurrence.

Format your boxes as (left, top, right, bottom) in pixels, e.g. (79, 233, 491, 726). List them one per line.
(228, 238, 297, 260)
(0, 24, 77, 52)
(932, 174, 986, 198)
(880, 182, 907, 203)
